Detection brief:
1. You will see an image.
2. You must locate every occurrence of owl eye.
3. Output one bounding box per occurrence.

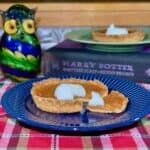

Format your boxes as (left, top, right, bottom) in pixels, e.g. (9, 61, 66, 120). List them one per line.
(23, 19, 35, 34)
(4, 19, 17, 34)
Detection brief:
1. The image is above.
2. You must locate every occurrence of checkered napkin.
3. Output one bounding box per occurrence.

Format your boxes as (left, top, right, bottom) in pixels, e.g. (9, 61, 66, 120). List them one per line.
(0, 77, 150, 149)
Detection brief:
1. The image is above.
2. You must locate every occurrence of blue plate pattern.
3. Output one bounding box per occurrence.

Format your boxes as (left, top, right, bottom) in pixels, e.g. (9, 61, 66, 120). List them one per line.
(2, 74, 150, 132)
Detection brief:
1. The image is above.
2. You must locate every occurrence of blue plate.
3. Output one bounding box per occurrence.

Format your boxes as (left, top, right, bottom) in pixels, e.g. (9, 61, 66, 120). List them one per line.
(2, 74, 150, 132)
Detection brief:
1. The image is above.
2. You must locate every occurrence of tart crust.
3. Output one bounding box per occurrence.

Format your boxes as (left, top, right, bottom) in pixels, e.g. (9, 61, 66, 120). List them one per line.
(31, 78, 108, 113)
(92, 29, 145, 42)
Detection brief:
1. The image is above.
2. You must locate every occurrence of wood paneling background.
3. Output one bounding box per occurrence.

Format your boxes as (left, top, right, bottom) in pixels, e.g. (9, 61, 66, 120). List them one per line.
(0, 2, 150, 26)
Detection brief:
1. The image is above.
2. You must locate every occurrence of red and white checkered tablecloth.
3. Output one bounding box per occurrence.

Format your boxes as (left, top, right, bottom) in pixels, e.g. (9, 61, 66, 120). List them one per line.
(0, 76, 150, 150)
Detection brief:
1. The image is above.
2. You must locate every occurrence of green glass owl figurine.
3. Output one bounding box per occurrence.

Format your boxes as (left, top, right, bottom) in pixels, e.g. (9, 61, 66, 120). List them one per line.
(0, 4, 41, 81)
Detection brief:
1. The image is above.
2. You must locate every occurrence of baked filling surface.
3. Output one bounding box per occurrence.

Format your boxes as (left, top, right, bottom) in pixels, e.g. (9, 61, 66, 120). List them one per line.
(31, 78, 128, 114)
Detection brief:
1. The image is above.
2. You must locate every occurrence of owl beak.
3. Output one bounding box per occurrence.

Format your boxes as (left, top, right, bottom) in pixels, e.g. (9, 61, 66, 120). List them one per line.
(20, 33, 24, 39)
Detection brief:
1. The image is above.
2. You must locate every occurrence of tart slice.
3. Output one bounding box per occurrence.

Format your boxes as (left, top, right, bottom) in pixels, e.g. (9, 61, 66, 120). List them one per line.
(87, 91, 128, 113)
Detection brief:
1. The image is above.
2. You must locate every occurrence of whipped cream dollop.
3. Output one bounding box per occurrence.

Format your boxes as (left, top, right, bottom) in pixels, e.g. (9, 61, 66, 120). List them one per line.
(88, 92, 104, 106)
(106, 24, 128, 35)
(54, 83, 86, 100)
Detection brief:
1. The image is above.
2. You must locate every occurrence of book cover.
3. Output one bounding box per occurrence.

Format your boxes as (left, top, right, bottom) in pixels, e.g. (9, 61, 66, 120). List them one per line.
(42, 41, 150, 83)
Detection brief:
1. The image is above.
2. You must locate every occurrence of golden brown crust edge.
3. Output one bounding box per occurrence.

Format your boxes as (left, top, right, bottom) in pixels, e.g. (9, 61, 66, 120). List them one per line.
(92, 29, 145, 42)
(31, 93, 83, 113)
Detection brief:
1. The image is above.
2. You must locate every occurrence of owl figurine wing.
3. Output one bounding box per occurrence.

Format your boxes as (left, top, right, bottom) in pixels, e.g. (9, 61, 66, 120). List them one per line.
(0, 4, 41, 81)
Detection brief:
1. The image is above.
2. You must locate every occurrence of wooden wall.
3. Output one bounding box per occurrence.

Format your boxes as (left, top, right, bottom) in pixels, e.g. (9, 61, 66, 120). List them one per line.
(0, 2, 150, 27)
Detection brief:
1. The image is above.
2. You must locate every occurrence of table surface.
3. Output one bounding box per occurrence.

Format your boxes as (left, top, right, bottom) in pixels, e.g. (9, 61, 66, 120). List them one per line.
(0, 73, 150, 150)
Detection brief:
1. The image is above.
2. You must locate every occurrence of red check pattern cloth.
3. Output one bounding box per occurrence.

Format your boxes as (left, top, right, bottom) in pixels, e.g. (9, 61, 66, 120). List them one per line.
(0, 76, 150, 150)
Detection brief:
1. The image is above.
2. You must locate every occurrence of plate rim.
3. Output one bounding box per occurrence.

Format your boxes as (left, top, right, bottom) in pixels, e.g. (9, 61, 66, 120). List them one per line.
(2, 74, 150, 132)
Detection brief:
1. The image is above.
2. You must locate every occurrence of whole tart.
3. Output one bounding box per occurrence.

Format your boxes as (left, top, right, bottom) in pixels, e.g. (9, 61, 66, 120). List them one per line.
(31, 78, 108, 113)
(92, 29, 145, 42)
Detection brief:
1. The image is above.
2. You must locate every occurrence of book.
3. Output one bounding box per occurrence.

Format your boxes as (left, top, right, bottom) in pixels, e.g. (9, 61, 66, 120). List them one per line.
(42, 40, 150, 83)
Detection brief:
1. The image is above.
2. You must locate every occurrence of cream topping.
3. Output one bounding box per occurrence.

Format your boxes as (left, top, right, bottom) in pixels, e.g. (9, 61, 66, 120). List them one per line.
(54, 83, 86, 100)
(88, 92, 104, 106)
(106, 24, 128, 35)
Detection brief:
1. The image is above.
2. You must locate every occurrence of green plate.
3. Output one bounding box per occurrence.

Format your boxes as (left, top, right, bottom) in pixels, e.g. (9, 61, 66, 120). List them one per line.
(65, 28, 150, 52)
